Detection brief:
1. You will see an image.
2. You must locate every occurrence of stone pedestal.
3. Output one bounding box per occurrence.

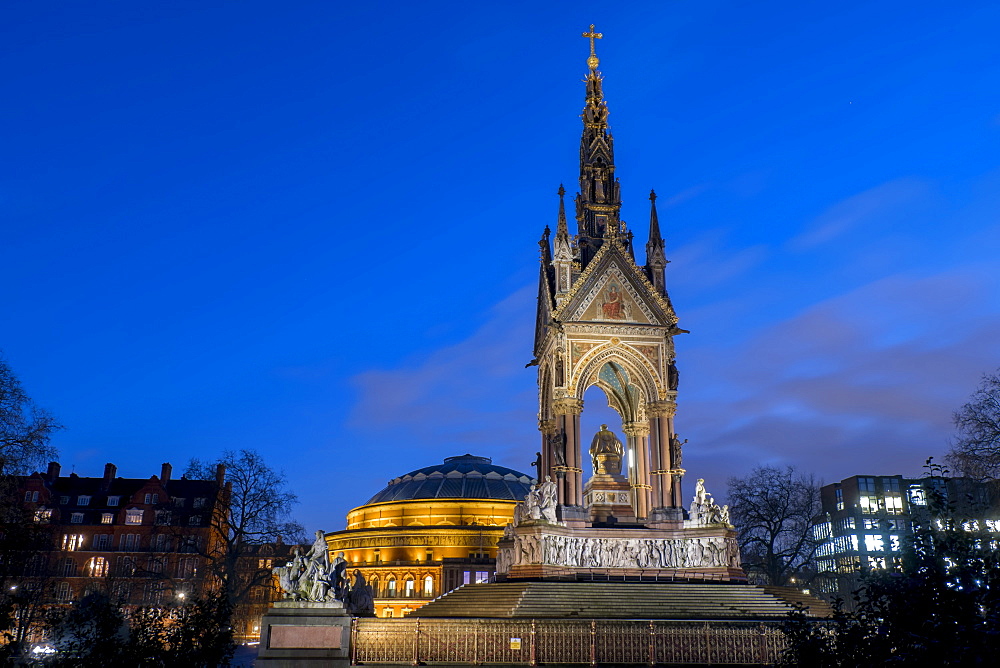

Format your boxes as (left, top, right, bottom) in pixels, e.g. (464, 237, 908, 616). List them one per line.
(583, 473, 635, 524)
(256, 601, 351, 667)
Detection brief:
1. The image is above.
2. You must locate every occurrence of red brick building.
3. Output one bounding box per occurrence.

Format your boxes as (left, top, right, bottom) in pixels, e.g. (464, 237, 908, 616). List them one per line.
(17, 461, 225, 608)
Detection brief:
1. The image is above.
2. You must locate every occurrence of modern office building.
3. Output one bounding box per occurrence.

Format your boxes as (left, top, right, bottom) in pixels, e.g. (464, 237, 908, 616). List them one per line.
(812, 474, 1000, 576)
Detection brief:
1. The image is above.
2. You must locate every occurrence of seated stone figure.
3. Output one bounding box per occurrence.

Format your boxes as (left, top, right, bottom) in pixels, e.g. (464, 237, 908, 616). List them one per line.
(589, 424, 624, 476)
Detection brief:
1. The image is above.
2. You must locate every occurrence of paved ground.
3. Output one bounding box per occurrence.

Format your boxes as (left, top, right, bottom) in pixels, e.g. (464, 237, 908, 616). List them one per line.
(232, 643, 260, 666)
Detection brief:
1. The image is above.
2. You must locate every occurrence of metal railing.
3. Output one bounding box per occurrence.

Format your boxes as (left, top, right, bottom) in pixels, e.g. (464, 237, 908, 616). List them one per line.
(352, 618, 787, 665)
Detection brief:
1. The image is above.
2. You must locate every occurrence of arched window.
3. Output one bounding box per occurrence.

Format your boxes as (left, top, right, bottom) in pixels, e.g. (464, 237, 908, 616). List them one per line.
(386, 577, 396, 597)
(404, 577, 415, 598)
(86, 556, 107, 577)
(423, 575, 434, 597)
(369, 575, 380, 597)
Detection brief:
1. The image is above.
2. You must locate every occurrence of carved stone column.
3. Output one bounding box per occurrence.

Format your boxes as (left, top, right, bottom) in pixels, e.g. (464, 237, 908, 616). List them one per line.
(622, 422, 651, 520)
(646, 400, 676, 511)
(538, 419, 557, 481)
(551, 397, 584, 510)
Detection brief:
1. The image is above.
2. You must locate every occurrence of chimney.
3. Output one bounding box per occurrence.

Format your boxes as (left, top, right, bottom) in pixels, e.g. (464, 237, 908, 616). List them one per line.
(215, 463, 226, 486)
(102, 463, 117, 490)
(160, 462, 172, 484)
(47, 461, 61, 482)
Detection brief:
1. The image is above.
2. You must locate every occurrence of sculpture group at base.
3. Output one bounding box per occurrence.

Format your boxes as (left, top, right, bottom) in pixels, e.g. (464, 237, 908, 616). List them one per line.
(514, 475, 559, 525)
(272, 529, 374, 616)
(687, 478, 730, 527)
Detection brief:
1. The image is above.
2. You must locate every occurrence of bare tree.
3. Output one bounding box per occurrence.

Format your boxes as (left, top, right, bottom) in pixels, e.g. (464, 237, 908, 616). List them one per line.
(0, 357, 61, 659)
(727, 466, 821, 586)
(0, 356, 60, 476)
(184, 450, 303, 613)
(947, 369, 1000, 479)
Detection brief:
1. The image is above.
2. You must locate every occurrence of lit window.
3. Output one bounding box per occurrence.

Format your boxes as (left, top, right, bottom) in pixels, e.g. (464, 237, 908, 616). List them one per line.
(868, 556, 887, 570)
(476, 571, 489, 583)
(101, 513, 114, 524)
(62, 534, 84, 551)
(859, 496, 879, 514)
(812, 522, 832, 540)
(889, 536, 901, 551)
(862, 519, 879, 530)
(404, 579, 415, 597)
(908, 486, 926, 506)
(77, 495, 91, 506)
(71, 512, 84, 524)
(864, 535, 885, 552)
(387, 578, 397, 596)
(125, 509, 143, 525)
(34, 509, 52, 523)
(884, 496, 903, 515)
(87, 557, 108, 577)
(463, 571, 472, 585)
(107, 496, 120, 506)
(423, 575, 434, 597)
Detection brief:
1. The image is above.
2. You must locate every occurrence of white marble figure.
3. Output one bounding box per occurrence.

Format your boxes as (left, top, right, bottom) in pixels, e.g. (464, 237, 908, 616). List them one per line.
(691, 478, 708, 523)
(304, 529, 331, 601)
(537, 475, 558, 523)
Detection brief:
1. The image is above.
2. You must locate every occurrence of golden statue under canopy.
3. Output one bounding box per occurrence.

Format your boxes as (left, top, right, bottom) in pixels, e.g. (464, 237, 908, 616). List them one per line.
(589, 424, 624, 476)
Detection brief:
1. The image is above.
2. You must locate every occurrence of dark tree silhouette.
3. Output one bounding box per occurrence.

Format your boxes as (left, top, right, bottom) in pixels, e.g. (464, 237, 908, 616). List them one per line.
(947, 369, 1000, 478)
(727, 466, 821, 586)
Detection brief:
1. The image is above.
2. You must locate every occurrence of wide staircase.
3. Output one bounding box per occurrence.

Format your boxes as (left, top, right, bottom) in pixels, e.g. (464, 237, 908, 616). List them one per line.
(412, 581, 832, 620)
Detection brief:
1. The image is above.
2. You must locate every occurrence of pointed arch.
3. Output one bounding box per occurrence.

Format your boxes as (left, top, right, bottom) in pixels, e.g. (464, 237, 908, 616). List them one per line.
(569, 341, 662, 415)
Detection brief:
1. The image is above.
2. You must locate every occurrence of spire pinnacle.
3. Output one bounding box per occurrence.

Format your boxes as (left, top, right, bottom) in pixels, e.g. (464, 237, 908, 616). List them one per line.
(645, 188, 667, 292)
(556, 184, 568, 231)
(582, 24, 603, 70)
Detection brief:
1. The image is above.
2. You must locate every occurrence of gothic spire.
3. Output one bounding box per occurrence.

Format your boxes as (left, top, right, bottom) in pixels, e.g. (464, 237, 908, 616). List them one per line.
(576, 25, 621, 268)
(552, 185, 574, 296)
(645, 189, 667, 292)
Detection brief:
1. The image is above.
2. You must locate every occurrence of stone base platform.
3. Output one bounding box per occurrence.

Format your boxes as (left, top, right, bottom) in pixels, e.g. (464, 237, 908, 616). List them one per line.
(255, 601, 351, 667)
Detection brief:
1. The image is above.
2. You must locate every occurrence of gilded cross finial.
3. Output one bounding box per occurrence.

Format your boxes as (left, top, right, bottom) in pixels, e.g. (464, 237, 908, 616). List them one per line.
(558, 184, 566, 198)
(582, 24, 602, 70)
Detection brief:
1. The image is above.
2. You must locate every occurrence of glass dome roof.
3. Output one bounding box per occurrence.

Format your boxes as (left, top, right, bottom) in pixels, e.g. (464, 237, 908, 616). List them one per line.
(364, 454, 535, 505)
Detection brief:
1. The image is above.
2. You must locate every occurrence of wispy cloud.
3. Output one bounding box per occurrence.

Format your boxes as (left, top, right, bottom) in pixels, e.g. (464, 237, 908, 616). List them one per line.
(681, 268, 1000, 493)
(349, 286, 539, 471)
(787, 178, 933, 251)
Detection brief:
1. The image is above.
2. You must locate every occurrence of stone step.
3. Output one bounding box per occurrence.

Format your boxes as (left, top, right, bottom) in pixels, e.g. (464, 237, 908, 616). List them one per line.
(412, 581, 832, 620)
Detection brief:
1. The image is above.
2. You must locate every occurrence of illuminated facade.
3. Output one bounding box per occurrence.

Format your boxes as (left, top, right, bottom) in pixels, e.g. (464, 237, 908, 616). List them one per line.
(324, 454, 533, 617)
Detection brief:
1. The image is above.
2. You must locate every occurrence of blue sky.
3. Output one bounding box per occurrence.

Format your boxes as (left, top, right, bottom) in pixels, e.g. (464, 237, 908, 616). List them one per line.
(4, 2, 1000, 530)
